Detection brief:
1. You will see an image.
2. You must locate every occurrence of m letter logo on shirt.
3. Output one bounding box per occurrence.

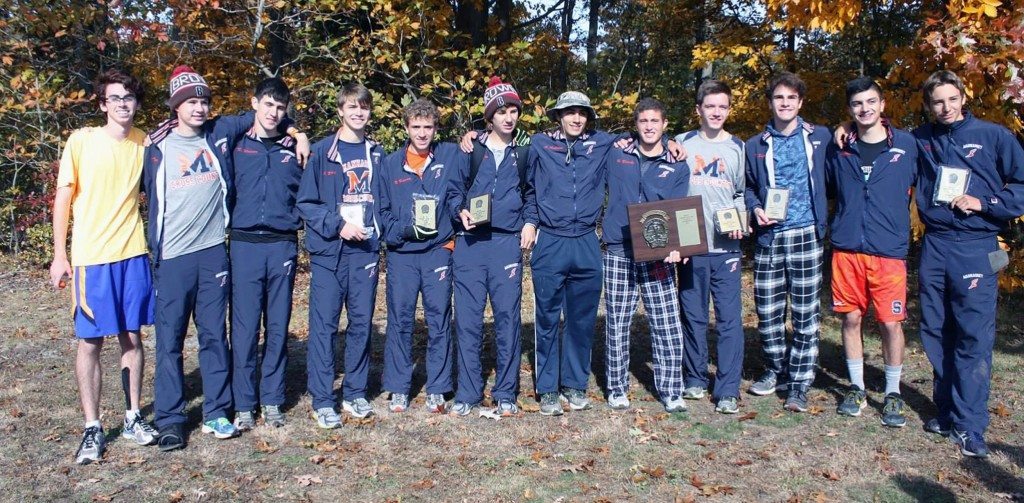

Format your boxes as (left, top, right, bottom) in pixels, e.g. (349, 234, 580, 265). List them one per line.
(346, 170, 371, 194)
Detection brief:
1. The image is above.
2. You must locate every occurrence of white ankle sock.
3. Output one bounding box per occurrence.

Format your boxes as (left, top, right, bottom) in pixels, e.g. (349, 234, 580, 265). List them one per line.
(884, 365, 903, 395)
(846, 358, 865, 390)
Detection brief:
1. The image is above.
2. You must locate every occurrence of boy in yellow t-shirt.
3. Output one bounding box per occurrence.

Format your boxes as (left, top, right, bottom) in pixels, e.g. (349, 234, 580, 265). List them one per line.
(50, 69, 158, 465)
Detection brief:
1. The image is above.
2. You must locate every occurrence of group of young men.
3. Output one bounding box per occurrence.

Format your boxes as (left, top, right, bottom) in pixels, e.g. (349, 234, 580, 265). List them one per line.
(52, 64, 1022, 465)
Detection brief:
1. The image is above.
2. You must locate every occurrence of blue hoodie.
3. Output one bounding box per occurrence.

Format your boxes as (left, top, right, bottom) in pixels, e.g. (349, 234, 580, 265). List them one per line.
(914, 112, 1024, 238)
(526, 129, 616, 237)
(825, 121, 919, 259)
(378, 142, 466, 252)
(297, 131, 386, 267)
(744, 119, 831, 247)
(601, 138, 690, 257)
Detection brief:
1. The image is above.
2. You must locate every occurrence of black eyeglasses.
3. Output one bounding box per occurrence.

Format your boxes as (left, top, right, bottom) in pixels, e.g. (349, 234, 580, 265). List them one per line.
(105, 95, 137, 105)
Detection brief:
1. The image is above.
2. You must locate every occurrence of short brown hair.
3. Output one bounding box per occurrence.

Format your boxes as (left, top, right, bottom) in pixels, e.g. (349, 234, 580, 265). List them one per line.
(337, 83, 372, 109)
(922, 70, 966, 105)
(766, 72, 806, 100)
(94, 68, 144, 108)
(633, 97, 667, 122)
(696, 79, 732, 106)
(403, 98, 439, 126)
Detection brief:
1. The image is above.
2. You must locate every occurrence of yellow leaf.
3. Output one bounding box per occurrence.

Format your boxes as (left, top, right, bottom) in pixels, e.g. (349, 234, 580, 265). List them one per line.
(982, 5, 997, 16)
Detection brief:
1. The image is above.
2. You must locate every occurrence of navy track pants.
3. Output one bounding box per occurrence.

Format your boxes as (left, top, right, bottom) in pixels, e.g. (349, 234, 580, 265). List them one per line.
(678, 252, 745, 400)
(382, 247, 454, 395)
(530, 231, 602, 395)
(453, 232, 523, 403)
(918, 233, 1000, 434)
(229, 239, 296, 411)
(307, 251, 380, 409)
(153, 244, 232, 428)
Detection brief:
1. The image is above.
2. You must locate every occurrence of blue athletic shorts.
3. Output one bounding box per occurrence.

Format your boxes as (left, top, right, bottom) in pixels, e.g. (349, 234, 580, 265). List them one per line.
(72, 254, 155, 338)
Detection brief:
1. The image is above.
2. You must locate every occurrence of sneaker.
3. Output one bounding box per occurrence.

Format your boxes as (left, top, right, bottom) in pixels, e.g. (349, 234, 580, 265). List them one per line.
(682, 386, 707, 400)
(715, 396, 740, 414)
(425, 393, 447, 413)
(560, 387, 592, 411)
(122, 413, 158, 446)
(342, 398, 375, 419)
(311, 407, 341, 429)
(607, 392, 630, 410)
(262, 405, 286, 428)
(664, 395, 687, 413)
(836, 386, 867, 417)
(784, 389, 808, 412)
(202, 417, 240, 439)
(924, 418, 952, 436)
(75, 426, 106, 464)
(449, 402, 476, 417)
(233, 411, 255, 431)
(951, 429, 990, 458)
(539, 392, 563, 416)
(157, 423, 186, 452)
(389, 393, 409, 413)
(496, 399, 519, 416)
(880, 393, 907, 428)
(749, 372, 780, 396)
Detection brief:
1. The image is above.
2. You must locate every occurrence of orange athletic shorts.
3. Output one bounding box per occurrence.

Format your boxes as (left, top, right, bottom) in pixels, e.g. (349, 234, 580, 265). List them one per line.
(831, 250, 907, 322)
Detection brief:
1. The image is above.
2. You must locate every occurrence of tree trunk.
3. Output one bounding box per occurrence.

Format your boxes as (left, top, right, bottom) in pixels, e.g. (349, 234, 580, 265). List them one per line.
(495, 0, 513, 45)
(455, 0, 489, 49)
(585, 0, 600, 95)
(557, 0, 576, 90)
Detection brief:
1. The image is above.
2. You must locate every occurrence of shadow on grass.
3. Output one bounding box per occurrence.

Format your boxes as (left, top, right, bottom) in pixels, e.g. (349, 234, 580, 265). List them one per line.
(961, 443, 1024, 496)
(890, 474, 957, 502)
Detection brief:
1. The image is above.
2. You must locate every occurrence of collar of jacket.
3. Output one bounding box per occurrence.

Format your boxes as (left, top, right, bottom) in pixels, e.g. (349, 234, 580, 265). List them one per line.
(621, 134, 679, 163)
(243, 125, 296, 148)
(477, 128, 530, 148)
(933, 111, 974, 135)
(327, 129, 380, 163)
(846, 118, 894, 150)
(546, 128, 593, 142)
(761, 117, 813, 142)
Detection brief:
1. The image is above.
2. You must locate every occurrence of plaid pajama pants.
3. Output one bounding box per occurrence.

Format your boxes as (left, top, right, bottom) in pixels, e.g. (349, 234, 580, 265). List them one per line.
(753, 225, 823, 391)
(603, 252, 685, 400)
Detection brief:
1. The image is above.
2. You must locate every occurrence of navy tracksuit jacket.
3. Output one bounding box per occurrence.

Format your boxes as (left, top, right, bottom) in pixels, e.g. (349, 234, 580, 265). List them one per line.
(378, 142, 465, 395)
(825, 123, 919, 259)
(914, 112, 1024, 434)
(526, 128, 615, 394)
(297, 132, 386, 408)
(229, 126, 302, 413)
(448, 131, 532, 404)
(143, 114, 249, 428)
(744, 122, 832, 246)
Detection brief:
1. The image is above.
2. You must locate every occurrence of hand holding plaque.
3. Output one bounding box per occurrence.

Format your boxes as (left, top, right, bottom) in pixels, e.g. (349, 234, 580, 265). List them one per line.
(763, 187, 790, 221)
(627, 196, 709, 262)
(714, 207, 742, 235)
(468, 194, 491, 226)
(414, 198, 437, 231)
(933, 165, 970, 205)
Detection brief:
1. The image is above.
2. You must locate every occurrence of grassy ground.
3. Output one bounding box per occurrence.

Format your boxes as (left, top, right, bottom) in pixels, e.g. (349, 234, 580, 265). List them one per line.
(0, 252, 1021, 502)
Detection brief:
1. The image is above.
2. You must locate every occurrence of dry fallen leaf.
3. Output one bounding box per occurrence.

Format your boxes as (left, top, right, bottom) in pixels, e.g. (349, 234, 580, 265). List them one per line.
(308, 455, 325, 465)
(294, 475, 322, 487)
(735, 459, 753, 466)
(523, 487, 535, 499)
(823, 470, 841, 481)
(704, 451, 717, 461)
(690, 474, 705, 489)
(810, 491, 828, 503)
(808, 406, 825, 416)
(641, 466, 666, 478)
(991, 403, 1012, 417)
(411, 479, 436, 490)
(254, 439, 277, 454)
(675, 493, 696, 503)
(168, 492, 184, 503)
(738, 411, 758, 422)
